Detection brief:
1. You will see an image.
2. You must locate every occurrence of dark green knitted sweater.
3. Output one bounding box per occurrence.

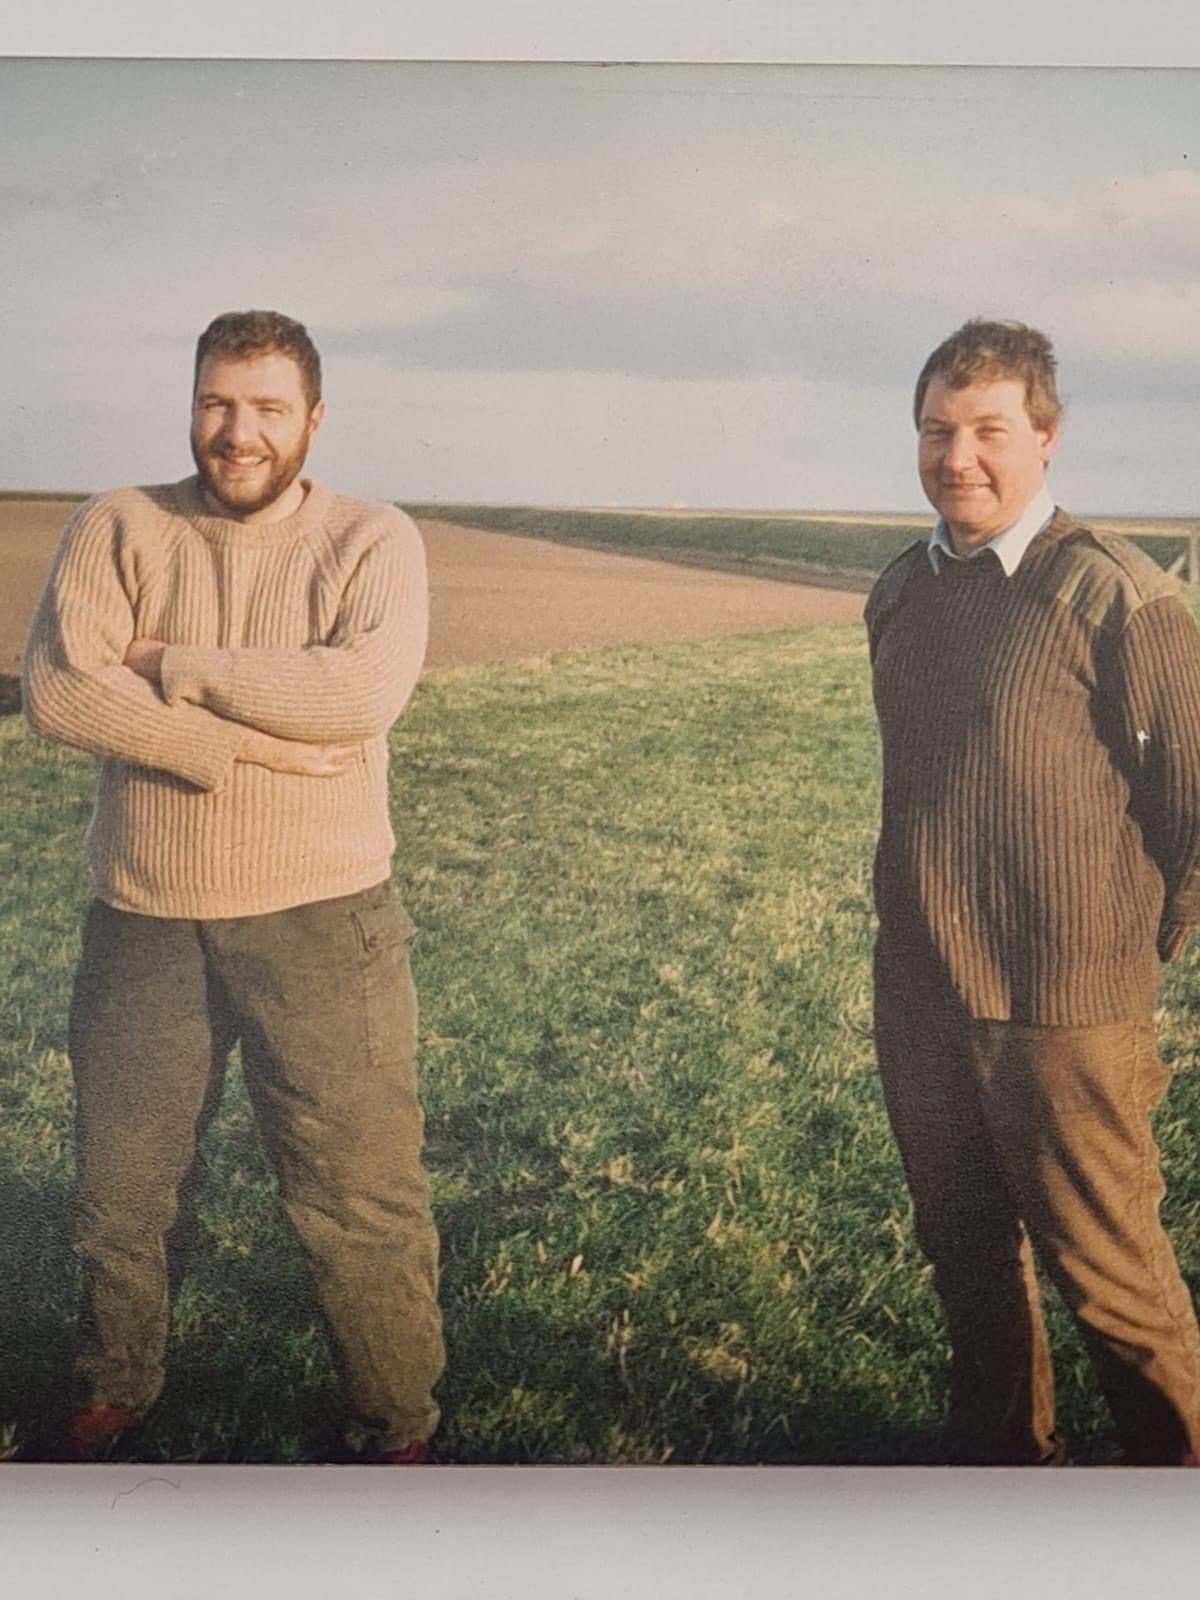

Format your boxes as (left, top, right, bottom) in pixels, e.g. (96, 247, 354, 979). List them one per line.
(867, 509, 1200, 1024)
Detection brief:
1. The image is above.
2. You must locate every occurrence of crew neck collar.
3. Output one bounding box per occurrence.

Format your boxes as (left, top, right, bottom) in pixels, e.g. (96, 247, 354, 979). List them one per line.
(173, 474, 331, 545)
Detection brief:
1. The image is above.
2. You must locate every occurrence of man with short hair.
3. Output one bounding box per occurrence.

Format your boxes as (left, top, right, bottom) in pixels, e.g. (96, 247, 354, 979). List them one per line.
(866, 317, 1200, 1464)
(22, 309, 444, 1462)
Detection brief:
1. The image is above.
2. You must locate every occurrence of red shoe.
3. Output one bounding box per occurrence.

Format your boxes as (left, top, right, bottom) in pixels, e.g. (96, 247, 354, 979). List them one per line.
(66, 1403, 135, 1461)
(375, 1440, 430, 1465)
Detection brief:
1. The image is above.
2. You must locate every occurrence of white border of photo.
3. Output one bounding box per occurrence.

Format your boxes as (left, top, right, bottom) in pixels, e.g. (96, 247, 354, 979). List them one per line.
(2, 5, 1198, 1598)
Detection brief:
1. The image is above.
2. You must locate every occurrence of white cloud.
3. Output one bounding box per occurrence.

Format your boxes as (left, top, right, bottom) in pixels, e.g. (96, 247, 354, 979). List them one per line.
(1086, 167, 1200, 226)
(552, 221, 610, 260)
(1054, 280, 1200, 372)
(4, 62, 1200, 510)
(283, 281, 482, 334)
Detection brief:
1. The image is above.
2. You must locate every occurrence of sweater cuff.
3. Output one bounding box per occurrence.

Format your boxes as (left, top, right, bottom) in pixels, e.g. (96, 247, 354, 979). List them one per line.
(160, 644, 234, 710)
(1157, 923, 1194, 963)
(144, 710, 245, 793)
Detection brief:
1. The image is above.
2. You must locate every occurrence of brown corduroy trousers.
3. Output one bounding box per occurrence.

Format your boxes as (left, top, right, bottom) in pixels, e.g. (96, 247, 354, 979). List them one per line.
(875, 985, 1200, 1465)
(67, 882, 445, 1454)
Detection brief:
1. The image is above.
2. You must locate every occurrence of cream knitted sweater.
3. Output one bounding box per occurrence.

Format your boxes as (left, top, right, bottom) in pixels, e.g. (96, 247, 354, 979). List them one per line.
(21, 476, 428, 918)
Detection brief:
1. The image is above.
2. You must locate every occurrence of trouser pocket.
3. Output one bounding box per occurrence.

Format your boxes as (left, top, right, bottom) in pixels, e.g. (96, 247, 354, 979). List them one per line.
(350, 894, 419, 1071)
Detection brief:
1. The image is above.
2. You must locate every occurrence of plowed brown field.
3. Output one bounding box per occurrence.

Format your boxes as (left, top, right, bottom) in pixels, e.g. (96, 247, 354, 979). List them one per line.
(0, 498, 865, 688)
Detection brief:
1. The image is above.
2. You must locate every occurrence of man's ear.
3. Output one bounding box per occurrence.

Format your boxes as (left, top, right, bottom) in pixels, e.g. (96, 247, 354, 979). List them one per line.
(308, 399, 327, 442)
(1040, 417, 1061, 466)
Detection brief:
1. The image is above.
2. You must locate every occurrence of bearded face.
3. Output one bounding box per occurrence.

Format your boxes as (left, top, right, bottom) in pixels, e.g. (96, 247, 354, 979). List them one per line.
(191, 351, 324, 521)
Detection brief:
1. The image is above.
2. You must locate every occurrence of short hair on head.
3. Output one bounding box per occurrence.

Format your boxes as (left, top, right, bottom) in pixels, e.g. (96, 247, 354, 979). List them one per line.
(194, 309, 322, 411)
(913, 318, 1061, 433)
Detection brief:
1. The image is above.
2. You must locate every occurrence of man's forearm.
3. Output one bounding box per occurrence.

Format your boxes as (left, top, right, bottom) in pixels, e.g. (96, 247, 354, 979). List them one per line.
(23, 497, 246, 791)
(155, 632, 425, 742)
(23, 647, 246, 791)
(121, 644, 364, 777)
(126, 624, 420, 746)
(29, 648, 360, 789)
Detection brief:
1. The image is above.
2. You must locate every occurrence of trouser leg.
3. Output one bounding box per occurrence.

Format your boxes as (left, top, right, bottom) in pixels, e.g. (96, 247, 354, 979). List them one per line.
(212, 884, 444, 1451)
(978, 1021, 1200, 1466)
(875, 987, 1057, 1464)
(165, 985, 238, 1303)
(69, 902, 223, 1411)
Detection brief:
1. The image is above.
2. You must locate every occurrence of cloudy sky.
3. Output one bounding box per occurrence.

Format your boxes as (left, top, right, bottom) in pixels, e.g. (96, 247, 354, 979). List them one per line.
(2, 57, 1198, 512)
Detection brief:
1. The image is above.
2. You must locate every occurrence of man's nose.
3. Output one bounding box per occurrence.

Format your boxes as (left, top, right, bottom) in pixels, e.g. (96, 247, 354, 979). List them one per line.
(943, 430, 975, 471)
(221, 406, 257, 446)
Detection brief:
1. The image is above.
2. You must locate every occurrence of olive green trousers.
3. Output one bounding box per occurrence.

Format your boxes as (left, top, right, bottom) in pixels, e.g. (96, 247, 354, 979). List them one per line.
(68, 882, 444, 1454)
(875, 986, 1200, 1465)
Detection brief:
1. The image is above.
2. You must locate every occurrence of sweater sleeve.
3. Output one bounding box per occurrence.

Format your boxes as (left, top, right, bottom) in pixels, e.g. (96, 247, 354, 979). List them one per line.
(1113, 595, 1200, 956)
(20, 498, 246, 792)
(157, 511, 428, 742)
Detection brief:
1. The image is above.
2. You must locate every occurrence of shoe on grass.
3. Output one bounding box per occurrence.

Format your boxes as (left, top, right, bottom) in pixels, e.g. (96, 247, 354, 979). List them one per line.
(374, 1440, 430, 1465)
(66, 1403, 135, 1461)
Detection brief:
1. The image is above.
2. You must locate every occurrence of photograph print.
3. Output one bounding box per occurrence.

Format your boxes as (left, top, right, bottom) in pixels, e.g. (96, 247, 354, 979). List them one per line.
(3, 56, 1200, 1467)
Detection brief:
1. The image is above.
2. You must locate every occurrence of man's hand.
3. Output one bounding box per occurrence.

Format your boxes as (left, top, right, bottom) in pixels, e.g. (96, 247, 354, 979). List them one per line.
(123, 641, 360, 776)
(234, 727, 362, 778)
(124, 638, 166, 685)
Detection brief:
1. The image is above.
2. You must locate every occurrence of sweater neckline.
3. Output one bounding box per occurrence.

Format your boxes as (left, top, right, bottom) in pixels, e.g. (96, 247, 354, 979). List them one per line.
(172, 475, 331, 546)
(927, 508, 1077, 586)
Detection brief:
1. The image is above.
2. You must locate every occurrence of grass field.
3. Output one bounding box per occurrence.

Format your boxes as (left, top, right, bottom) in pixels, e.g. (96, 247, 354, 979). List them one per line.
(5, 625, 1200, 1464)
(405, 504, 927, 582)
(404, 503, 1200, 586)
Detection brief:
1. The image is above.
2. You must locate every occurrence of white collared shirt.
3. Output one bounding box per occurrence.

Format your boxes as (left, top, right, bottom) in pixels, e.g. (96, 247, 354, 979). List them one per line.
(927, 484, 1056, 577)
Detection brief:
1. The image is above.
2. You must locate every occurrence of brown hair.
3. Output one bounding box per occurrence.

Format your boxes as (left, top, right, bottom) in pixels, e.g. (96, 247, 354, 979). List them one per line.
(194, 310, 322, 412)
(914, 318, 1061, 433)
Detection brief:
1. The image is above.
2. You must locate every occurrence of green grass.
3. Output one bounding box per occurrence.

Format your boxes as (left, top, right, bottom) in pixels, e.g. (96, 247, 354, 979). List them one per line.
(402, 502, 1200, 585)
(4, 626, 1200, 1464)
(404, 503, 926, 582)
(0, 489, 89, 503)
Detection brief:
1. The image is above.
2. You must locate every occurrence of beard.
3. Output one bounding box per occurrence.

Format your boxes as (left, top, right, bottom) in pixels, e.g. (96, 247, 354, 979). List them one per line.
(191, 427, 312, 519)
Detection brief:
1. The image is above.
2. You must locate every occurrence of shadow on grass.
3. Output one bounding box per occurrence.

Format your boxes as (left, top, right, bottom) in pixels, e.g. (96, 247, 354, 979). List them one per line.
(0, 1163, 943, 1466)
(435, 1278, 944, 1466)
(0, 1173, 78, 1458)
(431, 1177, 946, 1466)
(0, 1157, 349, 1463)
(135, 1182, 347, 1464)
(138, 1302, 345, 1466)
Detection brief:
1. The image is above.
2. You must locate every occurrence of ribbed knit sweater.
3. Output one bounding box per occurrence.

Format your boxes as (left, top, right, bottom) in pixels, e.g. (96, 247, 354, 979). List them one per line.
(866, 509, 1200, 1024)
(21, 477, 428, 918)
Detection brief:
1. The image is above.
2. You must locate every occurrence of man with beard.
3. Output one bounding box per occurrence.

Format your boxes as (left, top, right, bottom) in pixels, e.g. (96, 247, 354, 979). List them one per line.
(22, 309, 444, 1463)
(866, 317, 1200, 1465)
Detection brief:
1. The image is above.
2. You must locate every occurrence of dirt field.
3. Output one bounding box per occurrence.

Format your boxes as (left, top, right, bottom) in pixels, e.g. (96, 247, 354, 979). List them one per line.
(0, 499, 865, 689)
(418, 518, 863, 667)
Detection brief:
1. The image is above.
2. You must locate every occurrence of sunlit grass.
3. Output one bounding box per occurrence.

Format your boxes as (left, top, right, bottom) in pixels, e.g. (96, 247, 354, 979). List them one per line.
(4, 623, 1200, 1463)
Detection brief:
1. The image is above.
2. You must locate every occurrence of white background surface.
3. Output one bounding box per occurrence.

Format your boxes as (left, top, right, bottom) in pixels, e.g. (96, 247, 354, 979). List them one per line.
(1, 0, 1199, 65)
(3, 4, 1199, 1596)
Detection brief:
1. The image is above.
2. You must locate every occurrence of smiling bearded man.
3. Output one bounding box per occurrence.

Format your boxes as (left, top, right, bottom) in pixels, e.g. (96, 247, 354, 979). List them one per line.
(22, 309, 444, 1464)
(866, 318, 1200, 1465)
(191, 346, 322, 519)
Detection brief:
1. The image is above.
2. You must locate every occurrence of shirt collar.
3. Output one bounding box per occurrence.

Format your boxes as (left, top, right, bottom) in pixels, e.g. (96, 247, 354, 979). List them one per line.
(927, 484, 1056, 577)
